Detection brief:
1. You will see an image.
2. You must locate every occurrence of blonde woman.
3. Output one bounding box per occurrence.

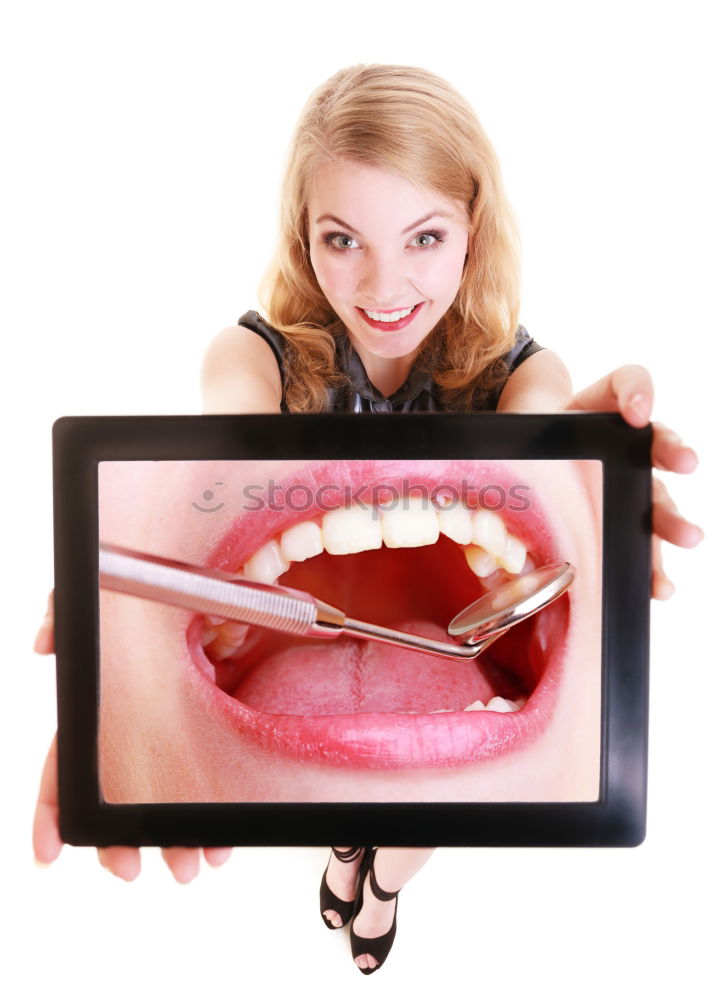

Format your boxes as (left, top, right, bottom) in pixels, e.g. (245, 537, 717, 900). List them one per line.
(34, 65, 702, 975)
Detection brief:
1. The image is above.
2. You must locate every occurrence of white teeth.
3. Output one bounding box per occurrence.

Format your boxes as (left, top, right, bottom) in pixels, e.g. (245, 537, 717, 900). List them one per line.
(471, 510, 508, 558)
(520, 554, 536, 576)
(363, 306, 414, 322)
(201, 626, 219, 646)
(202, 620, 250, 660)
(400, 698, 527, 715)
(380, 496, 439, 548)
(242, 539, 290, 583)
(436, 503, 473, 545)
(532, 621, 550, 658)
(205, 638, 242, 660)
(280, 521, 323, 562)
(321, 504, 382, 555)
(499, 534, 527, 574)
(464, 545, 498, 578)
(459, 697, 525, 713)
(477, 567, 511, 592)
(231, 499, 527, 569)
(434, 489, 455, 508)
(486, 696, 517, 713)
(218, 621, 250, 642)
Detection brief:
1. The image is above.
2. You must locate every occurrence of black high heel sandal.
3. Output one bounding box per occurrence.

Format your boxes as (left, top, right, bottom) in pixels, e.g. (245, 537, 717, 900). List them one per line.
(350, 847, 400, 975)
(319, 846, 365, 929)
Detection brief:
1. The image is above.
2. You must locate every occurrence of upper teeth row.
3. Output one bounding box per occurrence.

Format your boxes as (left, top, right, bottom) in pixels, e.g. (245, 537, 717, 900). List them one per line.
(240, 499, 528, 584)
(363, 306, 415, 322)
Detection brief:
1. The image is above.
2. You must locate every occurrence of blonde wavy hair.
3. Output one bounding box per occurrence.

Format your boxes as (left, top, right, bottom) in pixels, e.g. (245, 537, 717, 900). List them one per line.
(258, 64, 521, 412)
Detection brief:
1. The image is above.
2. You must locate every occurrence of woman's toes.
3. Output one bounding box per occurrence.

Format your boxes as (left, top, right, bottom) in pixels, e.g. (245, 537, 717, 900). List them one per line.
(323, 909, 342, 927)
(356, 954, 377, 970)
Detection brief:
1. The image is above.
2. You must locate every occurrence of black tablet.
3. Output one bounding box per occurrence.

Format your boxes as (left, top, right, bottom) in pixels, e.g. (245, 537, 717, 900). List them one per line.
(52, 413, 651, 847)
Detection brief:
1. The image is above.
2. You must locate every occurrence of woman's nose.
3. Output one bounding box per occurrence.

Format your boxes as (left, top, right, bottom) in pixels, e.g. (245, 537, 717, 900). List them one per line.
(357, 251, 410, 305)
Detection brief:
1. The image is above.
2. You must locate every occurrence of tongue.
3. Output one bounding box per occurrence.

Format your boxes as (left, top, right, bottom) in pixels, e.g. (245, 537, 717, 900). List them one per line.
(231, 620, 498, 715)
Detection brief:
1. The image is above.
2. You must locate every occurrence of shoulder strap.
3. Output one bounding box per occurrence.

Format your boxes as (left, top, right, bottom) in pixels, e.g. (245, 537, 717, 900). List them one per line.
(237, 310, 288, 411)
(505, 325, 544, 374)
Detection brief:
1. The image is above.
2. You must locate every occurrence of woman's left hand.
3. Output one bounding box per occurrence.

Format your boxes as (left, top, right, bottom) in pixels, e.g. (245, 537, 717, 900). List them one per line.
(566, 364, 703, 599)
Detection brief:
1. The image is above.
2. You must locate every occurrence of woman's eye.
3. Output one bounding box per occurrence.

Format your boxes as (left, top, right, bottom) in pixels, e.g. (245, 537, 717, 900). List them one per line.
(323, 231, 444, 252)
(326, 234, 360, 251)
(410, 231, 443, 249)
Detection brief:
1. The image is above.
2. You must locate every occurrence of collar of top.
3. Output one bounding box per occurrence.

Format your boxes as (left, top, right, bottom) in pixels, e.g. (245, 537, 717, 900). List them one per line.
(337, 335, 433, 407)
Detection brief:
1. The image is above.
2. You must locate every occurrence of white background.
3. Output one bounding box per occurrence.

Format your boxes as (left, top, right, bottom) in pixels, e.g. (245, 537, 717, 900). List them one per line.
(2, 1, 720, 995)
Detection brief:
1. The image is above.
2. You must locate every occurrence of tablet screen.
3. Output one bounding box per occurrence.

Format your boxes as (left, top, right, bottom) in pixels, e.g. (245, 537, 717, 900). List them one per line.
(54, 413, 648, 845)
(97, 457, 602, 805)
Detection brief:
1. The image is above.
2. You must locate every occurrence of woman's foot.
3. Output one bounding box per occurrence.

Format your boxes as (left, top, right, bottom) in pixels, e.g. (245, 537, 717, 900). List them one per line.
(350, 850, 399, 974)
(320, 847, 365, 928)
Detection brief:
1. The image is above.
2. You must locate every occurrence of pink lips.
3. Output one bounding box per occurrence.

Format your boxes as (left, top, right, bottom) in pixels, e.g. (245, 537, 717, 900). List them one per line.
(187, 459, 572, 768)
(356, 303, 423, 331)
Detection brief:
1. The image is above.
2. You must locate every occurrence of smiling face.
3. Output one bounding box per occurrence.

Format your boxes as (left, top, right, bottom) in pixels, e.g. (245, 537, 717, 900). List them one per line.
(307, 161, 470, 393)
(97, 458, 602, 805)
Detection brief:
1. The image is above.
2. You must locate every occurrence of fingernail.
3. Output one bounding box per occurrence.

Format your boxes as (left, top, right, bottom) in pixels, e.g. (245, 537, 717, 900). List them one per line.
(628, 393, 650, 421)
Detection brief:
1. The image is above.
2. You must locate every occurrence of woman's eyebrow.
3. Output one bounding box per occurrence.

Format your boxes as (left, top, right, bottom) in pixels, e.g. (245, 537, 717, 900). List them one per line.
(314, 211, 452, 237)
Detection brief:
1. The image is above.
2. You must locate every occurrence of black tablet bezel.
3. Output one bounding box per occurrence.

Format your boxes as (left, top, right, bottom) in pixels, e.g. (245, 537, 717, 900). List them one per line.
(53, 413, 651, 847)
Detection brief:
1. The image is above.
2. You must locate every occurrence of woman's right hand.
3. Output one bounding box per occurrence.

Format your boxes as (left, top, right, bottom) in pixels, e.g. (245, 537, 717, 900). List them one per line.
(33, 591, 232, 881)
(33, 589, 55, 656)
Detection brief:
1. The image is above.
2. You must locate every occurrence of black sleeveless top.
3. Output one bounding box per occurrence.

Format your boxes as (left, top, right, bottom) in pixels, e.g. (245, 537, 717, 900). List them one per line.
(238, 310, 544, 413)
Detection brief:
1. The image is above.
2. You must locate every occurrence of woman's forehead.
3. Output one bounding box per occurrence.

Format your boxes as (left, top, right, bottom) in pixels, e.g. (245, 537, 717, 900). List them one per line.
(307, 159, 468, 226)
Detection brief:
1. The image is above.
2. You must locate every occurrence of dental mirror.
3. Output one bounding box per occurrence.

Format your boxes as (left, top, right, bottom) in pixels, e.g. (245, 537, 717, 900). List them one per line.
(447, 562, 575, 647)
(327, 561, 576, 659)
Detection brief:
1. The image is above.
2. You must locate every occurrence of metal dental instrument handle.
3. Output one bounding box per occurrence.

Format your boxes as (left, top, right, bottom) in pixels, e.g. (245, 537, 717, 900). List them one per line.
(99, 543, 574, 662)
(98, 542, 481, 660)
(99, 542, 346, 636)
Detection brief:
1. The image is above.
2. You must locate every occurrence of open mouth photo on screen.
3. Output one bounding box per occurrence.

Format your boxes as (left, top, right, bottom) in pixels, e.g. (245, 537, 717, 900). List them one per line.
(97, 457, 602, 805)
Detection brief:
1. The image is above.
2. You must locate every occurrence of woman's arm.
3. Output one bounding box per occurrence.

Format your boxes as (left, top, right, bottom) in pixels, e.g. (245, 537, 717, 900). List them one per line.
(33, 324, 285, 881)
(496, 349, 573, 412)
(496, 352, 702, 599)
(200, 325, 283, 414)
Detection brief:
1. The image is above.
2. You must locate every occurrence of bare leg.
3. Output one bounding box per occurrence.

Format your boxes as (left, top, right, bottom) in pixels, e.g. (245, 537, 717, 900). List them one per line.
(322, 846, 365, 928)
(353, 847, 435, 971)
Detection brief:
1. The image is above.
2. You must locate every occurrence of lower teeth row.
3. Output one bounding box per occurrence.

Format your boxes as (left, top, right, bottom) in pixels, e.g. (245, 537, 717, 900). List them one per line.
(199, 627, 528, 716)
(431, 696, 526, 714)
